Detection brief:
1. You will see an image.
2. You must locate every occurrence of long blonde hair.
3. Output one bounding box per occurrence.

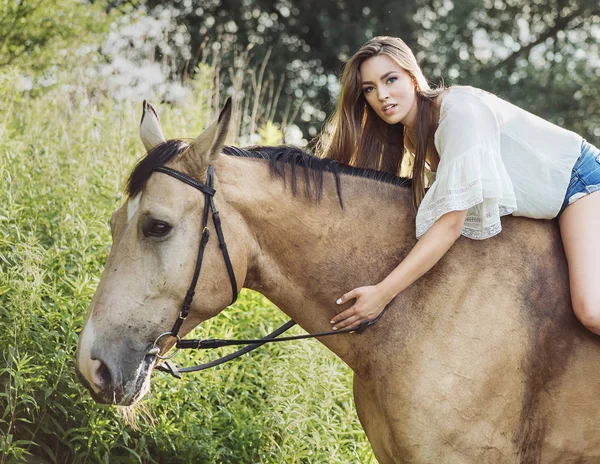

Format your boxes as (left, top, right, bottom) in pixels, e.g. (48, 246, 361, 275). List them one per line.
(319, 36, 445, 209)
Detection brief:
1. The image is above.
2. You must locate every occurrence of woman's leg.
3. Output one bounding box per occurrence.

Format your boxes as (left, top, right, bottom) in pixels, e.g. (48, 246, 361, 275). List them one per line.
(559, 190, 600, 335)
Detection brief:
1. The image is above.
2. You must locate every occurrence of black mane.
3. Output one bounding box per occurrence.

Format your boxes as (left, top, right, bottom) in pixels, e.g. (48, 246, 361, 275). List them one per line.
(126, 141, 411, 208)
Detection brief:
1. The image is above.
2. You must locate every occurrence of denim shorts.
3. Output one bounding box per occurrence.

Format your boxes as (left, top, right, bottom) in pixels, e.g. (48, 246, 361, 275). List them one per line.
(559, 139, 600, 214)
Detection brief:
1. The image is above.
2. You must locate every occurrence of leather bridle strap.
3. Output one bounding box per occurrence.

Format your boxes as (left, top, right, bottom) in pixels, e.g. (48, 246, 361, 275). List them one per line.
(155, 166, 216, 196)
(153, 165, 238, 338)
(158, 320, 299, 378)
(179, 303, 388, 350)
(157, 305, 390, 378)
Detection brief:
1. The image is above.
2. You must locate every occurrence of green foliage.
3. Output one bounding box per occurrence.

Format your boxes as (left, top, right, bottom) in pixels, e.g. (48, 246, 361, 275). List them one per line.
(0, 0, 112, 73)
(257, 121, 284, 145)
(0, 65, 373, 462)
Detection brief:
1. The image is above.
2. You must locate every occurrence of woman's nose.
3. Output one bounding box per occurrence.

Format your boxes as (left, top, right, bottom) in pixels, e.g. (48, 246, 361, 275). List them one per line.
(378, 90, 389, 101)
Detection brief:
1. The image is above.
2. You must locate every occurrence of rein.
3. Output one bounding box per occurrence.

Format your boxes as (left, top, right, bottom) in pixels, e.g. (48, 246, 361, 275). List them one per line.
(149, 164, 387, 379)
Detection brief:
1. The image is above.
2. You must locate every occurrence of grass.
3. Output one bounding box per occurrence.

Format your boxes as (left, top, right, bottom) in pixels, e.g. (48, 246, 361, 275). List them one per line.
(0, 65, 375, 462)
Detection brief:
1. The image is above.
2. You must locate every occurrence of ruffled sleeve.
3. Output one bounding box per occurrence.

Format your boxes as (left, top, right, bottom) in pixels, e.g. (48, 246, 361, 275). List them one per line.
(416, 90, 518, 240)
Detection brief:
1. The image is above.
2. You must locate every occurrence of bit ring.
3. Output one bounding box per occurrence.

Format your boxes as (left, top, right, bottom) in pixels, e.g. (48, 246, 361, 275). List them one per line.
(151, 332, 181, 360)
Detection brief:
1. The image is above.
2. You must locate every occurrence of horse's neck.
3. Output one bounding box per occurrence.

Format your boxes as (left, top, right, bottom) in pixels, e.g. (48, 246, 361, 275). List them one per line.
(219, 155, 415, 368)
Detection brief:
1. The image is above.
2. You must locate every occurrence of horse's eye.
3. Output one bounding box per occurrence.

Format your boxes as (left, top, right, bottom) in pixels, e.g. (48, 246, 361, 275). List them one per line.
(141, 218, 172, 238)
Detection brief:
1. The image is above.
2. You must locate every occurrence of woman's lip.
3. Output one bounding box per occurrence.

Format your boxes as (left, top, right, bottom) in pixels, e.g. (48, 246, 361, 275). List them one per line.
(382, 104, 397, 114)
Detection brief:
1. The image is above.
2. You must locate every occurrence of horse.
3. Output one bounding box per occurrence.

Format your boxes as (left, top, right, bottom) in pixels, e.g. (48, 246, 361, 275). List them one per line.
(76, 100, 600, 463)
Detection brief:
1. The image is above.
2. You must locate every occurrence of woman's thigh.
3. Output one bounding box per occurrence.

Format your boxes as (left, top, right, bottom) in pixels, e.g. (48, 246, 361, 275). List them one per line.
(558, 190, 600, 307)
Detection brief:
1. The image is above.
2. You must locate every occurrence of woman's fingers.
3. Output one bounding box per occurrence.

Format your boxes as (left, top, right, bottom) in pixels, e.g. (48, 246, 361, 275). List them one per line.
(331, 285, 391, 330)
(336, 288, 359, 305)
(330, 306, 356, 325)
(332, 313, 361, 330)
(331, 285, 387, 329)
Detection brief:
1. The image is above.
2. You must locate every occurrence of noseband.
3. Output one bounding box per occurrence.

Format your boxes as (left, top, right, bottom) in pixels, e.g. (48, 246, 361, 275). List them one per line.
(149, 164, 389, 378)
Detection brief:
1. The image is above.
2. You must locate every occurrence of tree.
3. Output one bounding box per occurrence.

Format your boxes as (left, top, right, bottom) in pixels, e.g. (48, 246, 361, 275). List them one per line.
(0, 0, 113, 73)
(414, 0, 599, 142)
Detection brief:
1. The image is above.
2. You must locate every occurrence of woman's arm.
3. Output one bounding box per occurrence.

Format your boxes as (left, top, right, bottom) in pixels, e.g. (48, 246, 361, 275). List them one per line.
(330, 209, 467, 330)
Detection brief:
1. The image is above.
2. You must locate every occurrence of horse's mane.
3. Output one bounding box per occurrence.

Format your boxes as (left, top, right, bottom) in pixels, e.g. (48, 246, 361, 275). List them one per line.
(126, 140, 411, 208)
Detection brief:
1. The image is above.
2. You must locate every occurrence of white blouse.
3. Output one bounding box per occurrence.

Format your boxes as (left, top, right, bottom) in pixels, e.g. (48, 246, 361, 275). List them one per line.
(416, 86, 582, 240)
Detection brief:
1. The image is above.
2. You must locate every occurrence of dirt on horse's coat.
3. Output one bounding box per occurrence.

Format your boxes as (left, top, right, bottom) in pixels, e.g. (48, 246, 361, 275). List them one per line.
(76, 101, 600, 463)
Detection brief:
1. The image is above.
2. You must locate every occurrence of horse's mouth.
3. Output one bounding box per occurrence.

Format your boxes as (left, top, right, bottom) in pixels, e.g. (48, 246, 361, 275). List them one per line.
(76, 353, 157, 406)
(120, 353, 156, 405)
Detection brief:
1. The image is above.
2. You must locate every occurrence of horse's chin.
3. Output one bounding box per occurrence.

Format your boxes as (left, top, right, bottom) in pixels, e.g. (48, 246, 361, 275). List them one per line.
(119, 357, 154, 405)
(77, 354, 156, 406)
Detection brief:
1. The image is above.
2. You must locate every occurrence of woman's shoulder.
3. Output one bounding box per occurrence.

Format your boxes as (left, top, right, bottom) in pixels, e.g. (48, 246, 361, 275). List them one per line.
(436, 86, 497, 124)
(434, 87, 452, 109)
(441, 85, 495, 99)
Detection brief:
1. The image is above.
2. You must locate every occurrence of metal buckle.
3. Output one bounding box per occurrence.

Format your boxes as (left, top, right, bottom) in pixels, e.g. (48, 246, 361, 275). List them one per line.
(151, 332, 181, 360)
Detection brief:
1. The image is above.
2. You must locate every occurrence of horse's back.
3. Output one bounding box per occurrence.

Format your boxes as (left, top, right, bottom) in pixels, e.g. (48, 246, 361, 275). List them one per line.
(355, 216, 600, 463)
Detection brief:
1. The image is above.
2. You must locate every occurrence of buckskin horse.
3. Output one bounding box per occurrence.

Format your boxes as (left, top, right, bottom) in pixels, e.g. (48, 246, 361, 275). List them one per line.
(76, 100, 600, 463)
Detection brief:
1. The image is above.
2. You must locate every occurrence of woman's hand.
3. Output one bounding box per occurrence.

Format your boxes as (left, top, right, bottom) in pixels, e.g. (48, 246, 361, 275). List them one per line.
(330, 285, 393, 331)
(329, 210, 467, 332)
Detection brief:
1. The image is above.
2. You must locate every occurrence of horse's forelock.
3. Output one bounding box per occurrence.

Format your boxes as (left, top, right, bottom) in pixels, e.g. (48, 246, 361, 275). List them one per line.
(126, 139, 190, 197)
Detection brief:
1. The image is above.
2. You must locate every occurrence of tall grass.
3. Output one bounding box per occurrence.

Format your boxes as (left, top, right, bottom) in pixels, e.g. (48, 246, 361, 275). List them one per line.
(0, 63, 374, 462)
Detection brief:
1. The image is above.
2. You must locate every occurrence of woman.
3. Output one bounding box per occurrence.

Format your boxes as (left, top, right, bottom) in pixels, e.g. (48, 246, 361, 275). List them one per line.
(323, 36, 600, 335)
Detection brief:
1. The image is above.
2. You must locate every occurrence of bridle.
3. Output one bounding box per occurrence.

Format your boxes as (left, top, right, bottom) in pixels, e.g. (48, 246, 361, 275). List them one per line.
(148, 164, 389, 379)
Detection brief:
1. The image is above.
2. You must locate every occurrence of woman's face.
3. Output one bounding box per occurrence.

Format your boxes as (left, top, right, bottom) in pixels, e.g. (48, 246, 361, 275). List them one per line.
(359, 54, 418, 127)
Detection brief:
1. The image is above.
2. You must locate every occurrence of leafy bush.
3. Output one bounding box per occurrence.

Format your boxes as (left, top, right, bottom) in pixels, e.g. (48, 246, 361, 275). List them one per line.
(0, 0, 112, 74)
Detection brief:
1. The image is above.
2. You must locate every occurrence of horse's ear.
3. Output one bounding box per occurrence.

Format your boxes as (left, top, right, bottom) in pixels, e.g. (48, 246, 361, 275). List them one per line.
(185, 98, 232, 168)
(140, 100, 166, 152)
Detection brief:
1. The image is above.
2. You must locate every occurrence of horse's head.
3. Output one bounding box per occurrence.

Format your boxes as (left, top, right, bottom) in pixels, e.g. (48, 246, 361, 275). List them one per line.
(76, 100, 246, 405)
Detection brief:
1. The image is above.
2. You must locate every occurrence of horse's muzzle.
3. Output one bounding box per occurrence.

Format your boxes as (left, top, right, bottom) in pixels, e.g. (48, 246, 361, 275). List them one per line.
(76, 349, 155, 405)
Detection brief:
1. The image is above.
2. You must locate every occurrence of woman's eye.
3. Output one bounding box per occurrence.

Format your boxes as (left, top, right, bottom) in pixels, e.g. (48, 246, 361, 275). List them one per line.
(387, 77, 397, 84)
(142, 218, 172, 238)
(363, 86, 374, 94)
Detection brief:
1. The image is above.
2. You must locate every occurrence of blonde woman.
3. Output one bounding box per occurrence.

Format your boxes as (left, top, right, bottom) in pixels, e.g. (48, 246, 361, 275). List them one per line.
(325, 36, 600, 335)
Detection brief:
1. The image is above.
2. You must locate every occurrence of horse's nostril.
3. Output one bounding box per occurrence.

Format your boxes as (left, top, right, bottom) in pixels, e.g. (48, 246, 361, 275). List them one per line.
(90, 358, 112, 391)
